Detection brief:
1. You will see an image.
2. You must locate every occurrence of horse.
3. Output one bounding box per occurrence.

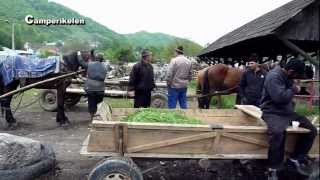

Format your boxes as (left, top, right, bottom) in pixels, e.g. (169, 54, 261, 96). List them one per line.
(196, 63, 315, 109)
(197, 64, 243, 109)
(0, 50, 93, 128)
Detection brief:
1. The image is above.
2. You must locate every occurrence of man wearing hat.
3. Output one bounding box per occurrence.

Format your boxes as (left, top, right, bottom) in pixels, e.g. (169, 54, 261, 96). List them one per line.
(260, 58, 317, 179)
(166, 46, 192, 109)
(128, 49, 155, 108)
(239, 53, 267, 106)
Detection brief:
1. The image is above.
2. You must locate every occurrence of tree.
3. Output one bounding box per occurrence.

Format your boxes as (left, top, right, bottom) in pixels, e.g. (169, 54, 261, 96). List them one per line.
(61, 38, 91, 54)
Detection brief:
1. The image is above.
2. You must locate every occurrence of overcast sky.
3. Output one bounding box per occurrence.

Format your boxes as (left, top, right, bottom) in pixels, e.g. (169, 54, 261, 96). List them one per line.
(51, 0, 292, 46)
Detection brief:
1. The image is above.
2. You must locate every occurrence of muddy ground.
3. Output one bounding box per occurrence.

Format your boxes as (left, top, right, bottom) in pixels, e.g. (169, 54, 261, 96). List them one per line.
(0, 100, 317, 180)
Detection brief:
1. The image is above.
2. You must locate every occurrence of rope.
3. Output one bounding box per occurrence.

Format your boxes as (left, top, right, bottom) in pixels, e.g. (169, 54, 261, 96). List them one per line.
(13, 92, 24, 114)
(13, 96, 40, 114)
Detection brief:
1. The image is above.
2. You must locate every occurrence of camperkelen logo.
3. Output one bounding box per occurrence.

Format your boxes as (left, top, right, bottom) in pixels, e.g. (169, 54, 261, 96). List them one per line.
(25, 15, 85, 26)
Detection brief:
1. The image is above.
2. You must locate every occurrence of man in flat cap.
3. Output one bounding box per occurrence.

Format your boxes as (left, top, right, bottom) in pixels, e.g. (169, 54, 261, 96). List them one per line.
(128, 49, 155, 108)
(166, 46, 192, 109)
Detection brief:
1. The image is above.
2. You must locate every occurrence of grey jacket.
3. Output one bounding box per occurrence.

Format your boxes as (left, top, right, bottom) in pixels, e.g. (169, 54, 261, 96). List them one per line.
(85, 61, 107, 92)
(166, 55, 192, 88)
(260, 66, 295, 115)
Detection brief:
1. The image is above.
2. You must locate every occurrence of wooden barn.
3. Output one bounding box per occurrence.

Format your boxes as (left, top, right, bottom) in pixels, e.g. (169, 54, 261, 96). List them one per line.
(198, 0, 319, 67)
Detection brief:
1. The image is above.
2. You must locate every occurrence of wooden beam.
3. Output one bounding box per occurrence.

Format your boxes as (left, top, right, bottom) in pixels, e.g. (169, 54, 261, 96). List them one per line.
(127, 132, 217, 153)
(0, 70, 84, 99)
(222, 133, 269, 147)
(277, 36, 319, 67)
(212, 131, 221, 153)
(234, 105, 266, 126)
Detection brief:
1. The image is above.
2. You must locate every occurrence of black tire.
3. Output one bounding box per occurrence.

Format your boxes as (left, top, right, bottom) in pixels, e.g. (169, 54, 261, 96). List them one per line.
(0, 144, 55, 180)
(151, 92, 167, 108)
(89, 156, 143, 180)
(39, 89, 58, 112)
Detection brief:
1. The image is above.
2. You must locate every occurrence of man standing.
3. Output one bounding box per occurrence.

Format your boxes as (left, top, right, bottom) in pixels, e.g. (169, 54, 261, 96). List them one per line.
(79, 51, 107, 120)
(166, 46, 192, 109)
(128, 49, 155, 108)
(260, 59, 317, 179)
(239, 54, 267, 106)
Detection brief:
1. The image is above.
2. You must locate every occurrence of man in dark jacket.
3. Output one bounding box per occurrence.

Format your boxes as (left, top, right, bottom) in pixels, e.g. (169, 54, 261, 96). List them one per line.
(78, 51, 107, 119)
(260, 59, 317, 179)
(128, 49, 155, 108)
(239, 54, 267, 106)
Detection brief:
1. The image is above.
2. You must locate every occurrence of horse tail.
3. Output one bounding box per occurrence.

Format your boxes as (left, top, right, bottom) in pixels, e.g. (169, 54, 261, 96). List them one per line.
(203, 68, 210, 95)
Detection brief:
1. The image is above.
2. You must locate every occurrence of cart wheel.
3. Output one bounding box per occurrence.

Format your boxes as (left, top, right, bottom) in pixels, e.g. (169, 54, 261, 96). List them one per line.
(89, 157, 143, 180)
(39, 89, 58, 112)
(64, 93, 81, 107)
(151, 92, 167, 108)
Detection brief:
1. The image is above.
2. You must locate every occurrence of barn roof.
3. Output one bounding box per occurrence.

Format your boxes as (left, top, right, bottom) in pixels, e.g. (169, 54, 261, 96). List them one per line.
(199, 0, 318, 58)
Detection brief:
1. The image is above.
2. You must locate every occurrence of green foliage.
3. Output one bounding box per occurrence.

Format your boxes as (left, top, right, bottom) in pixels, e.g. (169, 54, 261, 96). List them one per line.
(295, 103, 319, 117)
(39, 48, 56, 58)
(126, 32, 203, 63)
(0, 0, 202, 63)
(0, 0, 126, 49)
(188, 80, 198, 91)
(210, 95, 236, 109)
(104, 98, 133, 108)
(122, 108, 202, 124)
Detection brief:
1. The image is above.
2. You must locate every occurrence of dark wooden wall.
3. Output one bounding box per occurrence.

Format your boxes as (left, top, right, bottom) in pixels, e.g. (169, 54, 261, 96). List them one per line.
(277, 1, 319, 41)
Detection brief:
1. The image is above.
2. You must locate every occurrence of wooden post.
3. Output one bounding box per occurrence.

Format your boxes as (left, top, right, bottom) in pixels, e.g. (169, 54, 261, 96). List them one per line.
(277, 36, 319, 68)
(216, 95, 222, 109)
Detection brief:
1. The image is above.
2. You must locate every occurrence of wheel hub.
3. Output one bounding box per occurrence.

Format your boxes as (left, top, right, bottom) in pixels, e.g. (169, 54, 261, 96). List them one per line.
(152, 98, 165, 108)
(45, 93, 56, 104)
(105, 173, 131, 180)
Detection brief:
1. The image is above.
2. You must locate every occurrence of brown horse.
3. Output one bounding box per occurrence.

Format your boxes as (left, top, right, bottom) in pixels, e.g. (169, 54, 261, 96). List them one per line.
(197, 64, 243, 109)
(0, 51, 93, 128)
(196, 63, 314, 109)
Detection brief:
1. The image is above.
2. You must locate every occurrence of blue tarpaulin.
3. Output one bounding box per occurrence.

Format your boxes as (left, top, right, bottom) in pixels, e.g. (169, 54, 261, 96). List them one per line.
(0, 55, 59, 86)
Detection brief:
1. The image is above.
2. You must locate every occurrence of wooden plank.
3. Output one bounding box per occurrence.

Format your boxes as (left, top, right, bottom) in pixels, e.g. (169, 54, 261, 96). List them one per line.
(127, 132, 217, 153)
(222, 133, 268, 147)
(0, 70, 84, 99)
(87, 129, 117, 152)
(234, 105, 266, 125)
(91, 121, 309, 133)
(66, 88, 130, 96)
(212, 131, 222, 153)
(124, 153, 319, 159)
(123, 124, 128, 153)
(113, 124, 120, 153)
(80, 134, 120, 157)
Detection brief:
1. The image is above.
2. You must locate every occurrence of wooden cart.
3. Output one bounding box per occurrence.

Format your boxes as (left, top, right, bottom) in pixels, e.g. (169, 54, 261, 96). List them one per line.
(38, 79, 169, 111)
(81, 103, 319, 180)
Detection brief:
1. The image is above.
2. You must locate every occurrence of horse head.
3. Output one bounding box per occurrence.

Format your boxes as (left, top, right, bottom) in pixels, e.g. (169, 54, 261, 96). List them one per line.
(62, 50, 94, 72)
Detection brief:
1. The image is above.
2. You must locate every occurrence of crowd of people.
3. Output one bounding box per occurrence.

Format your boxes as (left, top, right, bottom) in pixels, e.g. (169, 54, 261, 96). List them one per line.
(80, 48, 316, 180)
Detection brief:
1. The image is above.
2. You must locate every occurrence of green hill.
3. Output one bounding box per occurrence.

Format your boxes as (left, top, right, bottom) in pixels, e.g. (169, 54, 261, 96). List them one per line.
(0, 0, 202, 61)
(124, 31, 203, 61)
(0, 0, 127, 50)
(125, 31, 176, 47)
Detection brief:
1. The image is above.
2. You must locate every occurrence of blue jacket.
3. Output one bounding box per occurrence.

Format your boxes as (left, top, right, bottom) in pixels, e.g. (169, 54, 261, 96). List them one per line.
(260, 67, 295, 115)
